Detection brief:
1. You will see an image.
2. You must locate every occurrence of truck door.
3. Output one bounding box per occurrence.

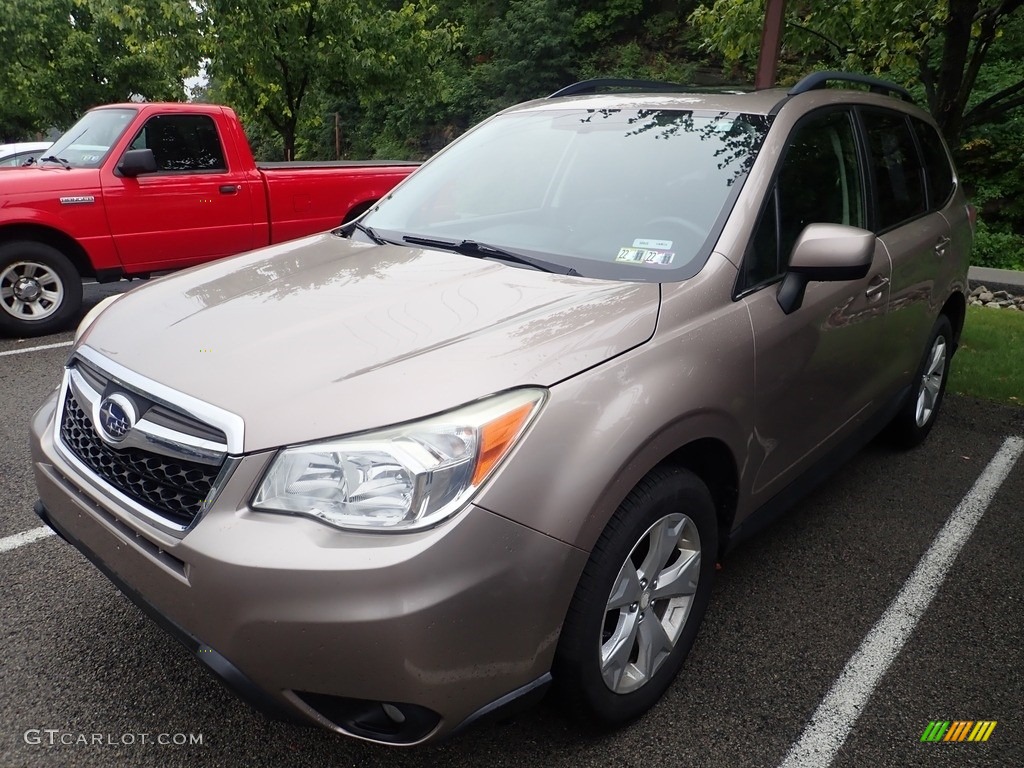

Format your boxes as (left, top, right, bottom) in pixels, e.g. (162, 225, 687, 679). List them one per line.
(102, 112, 259, 271)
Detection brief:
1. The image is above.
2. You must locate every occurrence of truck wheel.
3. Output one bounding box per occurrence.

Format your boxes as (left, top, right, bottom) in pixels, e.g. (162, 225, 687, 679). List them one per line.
(553, 467, 717, 725)
(0, 241, 83, 337)
(342, 200, 375, 224)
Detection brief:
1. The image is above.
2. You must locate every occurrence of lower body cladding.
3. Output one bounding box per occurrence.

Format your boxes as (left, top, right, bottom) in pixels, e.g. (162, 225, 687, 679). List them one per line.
(30, 394, 589, 746)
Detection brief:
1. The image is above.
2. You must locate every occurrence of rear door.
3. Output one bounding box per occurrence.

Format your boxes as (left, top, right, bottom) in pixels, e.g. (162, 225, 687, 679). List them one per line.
(739, 108, 894, 500)
(102, 112, 258, 271)
(859, 109, 954, 397)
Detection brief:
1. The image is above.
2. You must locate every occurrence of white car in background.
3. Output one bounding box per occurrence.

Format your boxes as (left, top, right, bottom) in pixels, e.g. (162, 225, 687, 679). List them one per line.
(0, 142, 51, 167)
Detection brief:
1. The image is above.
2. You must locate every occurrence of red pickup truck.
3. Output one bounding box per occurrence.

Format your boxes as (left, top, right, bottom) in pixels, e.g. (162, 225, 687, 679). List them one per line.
(0, 103, 417, 336)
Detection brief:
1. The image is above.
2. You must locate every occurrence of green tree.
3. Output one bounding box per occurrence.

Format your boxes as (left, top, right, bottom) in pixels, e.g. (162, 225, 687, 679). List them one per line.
(0, 0, 204, 139)
(573, 0, 702, 83)
(690, 0, 1024, 142)
(201, 0, 457, 160)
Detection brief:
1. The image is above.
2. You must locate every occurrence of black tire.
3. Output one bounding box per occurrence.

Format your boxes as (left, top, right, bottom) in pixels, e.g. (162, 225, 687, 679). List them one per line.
(553, 466, 717, 726)
(887, 314, 954, 449)
(0, 240, 83, 337)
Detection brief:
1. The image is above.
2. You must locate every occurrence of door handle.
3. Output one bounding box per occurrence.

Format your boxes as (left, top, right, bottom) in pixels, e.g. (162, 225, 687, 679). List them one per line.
(934, 236, 951, 257)
(219, 184, 239, 195)
(865, 276, 890, 299)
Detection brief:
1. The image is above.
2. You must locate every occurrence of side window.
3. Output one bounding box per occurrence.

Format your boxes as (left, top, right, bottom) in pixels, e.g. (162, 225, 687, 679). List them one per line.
(912, 118, 955, 210)
(743, 110, 865, 289)
(861, 110, 926, 230)
(127, 114, 227, 172)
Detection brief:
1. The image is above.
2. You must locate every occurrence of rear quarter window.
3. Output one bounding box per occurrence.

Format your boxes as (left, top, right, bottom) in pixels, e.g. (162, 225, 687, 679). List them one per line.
(912, 118, 955, 209)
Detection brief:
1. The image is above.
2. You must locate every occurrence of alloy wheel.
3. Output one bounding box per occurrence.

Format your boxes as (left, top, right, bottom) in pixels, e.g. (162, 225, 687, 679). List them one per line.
(915, 335, 947, 428)
(600, 513, 701, 694)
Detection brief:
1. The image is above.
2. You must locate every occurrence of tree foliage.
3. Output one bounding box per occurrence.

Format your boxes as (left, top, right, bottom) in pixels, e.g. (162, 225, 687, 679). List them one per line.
(200, 0, 458, 160)
(0, 0, 204, 140)
(690, 0, 1024, 143)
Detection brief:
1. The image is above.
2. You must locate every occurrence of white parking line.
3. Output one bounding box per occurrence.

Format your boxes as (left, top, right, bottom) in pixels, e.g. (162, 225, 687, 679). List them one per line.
(778, 435, 1024, 768)
(0, 341, 73, 357)
(0, 526, 56, 553)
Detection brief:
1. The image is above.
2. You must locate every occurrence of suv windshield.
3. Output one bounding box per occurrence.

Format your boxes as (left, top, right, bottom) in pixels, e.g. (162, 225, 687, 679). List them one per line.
(362, 107, 770, 280)
(43, 108, 137, 168)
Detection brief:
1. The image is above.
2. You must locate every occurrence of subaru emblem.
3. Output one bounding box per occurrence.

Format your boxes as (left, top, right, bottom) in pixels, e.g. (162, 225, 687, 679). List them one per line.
(96, 394, 137, 444)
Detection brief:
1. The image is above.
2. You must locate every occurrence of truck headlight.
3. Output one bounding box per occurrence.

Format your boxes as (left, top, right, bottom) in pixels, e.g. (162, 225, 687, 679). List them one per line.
(252, 388, 546, 532)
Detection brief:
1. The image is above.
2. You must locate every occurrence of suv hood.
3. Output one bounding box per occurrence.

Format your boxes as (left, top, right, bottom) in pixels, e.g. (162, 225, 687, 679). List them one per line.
(81, 234, 659, 451)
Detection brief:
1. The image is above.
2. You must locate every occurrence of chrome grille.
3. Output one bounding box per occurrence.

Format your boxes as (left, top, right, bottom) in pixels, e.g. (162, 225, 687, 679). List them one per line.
(74, 358, 227, 444)
(60, 391, 218, 528)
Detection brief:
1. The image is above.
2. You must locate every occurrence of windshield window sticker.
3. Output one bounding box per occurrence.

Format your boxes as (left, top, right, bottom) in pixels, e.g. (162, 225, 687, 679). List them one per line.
(616, 247, 676, 266)
(633, 238, 673, 250)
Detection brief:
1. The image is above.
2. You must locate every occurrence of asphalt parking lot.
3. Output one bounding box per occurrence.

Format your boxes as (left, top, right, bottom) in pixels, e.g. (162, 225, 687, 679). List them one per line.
(1, 281, 1022, 768)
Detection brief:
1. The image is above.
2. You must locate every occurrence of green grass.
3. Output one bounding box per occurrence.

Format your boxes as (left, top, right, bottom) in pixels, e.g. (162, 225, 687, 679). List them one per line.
(949, 306, 1024, 405)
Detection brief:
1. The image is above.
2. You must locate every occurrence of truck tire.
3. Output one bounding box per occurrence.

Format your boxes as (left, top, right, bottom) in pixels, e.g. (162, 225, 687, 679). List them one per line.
(0, 240, 83, 337)
(342, 200, 376, 224)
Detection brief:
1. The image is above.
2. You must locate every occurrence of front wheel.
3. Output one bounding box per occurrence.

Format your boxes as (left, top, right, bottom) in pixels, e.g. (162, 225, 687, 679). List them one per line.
(554, 467, 717, 725)
(0, 241, 83, 337)
(887, 315, 954, 448)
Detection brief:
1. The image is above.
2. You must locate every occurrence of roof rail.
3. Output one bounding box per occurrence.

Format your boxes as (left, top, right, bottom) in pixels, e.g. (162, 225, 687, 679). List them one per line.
(788, 71, 913, 102)
(548, 78, 692, 99)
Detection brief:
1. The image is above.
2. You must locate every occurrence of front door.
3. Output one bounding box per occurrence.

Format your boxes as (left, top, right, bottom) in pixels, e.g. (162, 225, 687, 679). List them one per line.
(739, 108, 894, 502)
(102, 112, 258, 271)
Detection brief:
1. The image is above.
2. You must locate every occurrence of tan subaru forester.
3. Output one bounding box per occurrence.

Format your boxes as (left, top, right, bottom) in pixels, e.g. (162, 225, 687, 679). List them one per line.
(31, 72, 972, 745)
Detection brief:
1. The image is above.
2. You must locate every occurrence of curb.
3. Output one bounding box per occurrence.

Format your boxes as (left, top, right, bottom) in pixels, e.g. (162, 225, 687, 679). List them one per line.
(967, 266, 1024, 295)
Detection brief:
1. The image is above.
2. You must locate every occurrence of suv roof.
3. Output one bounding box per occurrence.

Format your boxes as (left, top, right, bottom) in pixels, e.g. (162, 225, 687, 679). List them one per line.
(530, 72, 916, 117)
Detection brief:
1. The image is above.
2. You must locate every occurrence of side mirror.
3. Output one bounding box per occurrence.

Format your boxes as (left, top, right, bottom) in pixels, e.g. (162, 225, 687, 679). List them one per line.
(117, 148, 158, 177)
(777, 223, 875, 314)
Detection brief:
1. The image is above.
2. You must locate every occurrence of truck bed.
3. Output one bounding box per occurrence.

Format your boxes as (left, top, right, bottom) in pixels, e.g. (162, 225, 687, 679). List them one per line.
(258, 160, 421, 170)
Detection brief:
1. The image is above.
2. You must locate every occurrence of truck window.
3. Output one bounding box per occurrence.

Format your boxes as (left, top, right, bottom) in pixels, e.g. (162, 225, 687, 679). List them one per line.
(128, 114, 227, 172)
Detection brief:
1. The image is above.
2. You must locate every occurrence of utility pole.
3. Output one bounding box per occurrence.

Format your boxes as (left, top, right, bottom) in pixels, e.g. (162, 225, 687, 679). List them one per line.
(755, 0, 787, 89)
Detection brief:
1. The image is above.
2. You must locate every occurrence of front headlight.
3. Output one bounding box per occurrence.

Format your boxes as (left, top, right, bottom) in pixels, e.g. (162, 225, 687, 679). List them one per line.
(252, 388, 546, 532)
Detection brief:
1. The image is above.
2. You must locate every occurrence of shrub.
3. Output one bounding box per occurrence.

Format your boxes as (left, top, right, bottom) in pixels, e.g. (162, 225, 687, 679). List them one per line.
(971, 219, 1024, 271)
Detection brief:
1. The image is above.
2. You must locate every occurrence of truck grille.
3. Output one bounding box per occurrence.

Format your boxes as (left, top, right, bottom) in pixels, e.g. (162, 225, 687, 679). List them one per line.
(60, 390, 219, 529)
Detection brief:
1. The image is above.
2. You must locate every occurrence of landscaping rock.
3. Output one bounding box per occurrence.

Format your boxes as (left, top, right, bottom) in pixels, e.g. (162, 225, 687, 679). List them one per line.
(964, 284, 1023, 310)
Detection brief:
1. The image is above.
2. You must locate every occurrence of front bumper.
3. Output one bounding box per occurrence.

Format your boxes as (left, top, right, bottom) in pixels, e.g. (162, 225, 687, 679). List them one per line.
(31, 392, 587, 745)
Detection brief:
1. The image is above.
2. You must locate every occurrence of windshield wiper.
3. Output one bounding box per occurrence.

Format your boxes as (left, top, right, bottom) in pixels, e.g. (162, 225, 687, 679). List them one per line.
(402, 235, 578, 276)
(39, 155, 71, 170)
(337, 219, 392, 246)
